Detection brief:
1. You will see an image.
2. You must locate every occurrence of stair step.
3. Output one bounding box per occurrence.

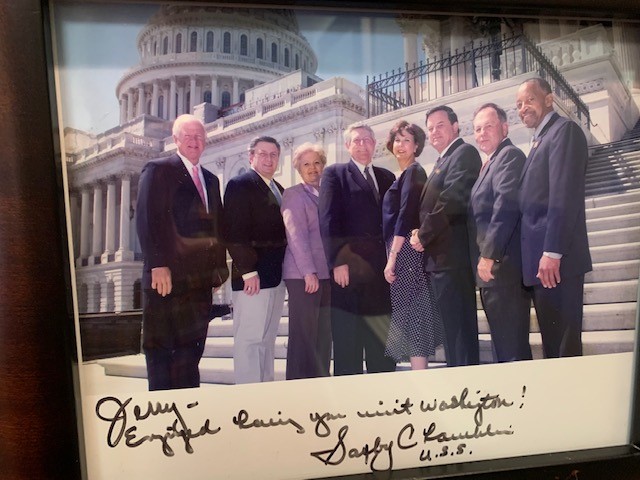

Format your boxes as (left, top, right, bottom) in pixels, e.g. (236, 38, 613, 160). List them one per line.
(586, 212, 640, 232)
(478, 329, 635, 360)
(583, 279, 638, 304)
(585, 177, 640, 194)
(203, 336, 288, 358)
(585, 190, 640, 209)
(585, 259, 640, 283)
(587, 151, 640, 170)
(586, 160, 640, 180)
(590, 242, 640, 263)
(588, 226, 640, 246)
(477, 302, 637, 334)
(586, 201, 640, 221)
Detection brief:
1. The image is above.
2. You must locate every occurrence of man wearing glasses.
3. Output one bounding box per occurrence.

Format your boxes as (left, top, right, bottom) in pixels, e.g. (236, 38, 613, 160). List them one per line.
(319, 122, 396, 375)
(224, 136, 287, 384)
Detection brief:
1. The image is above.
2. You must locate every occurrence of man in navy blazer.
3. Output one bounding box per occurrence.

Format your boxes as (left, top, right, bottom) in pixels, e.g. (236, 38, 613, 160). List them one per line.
(224, 136, 287, 384)
(468, 103, 532, 362)
(410, 105, 481, 367)
(136, 114, 228, 390)
(318, 122, 396, 375)
(516, 77, 592, 357)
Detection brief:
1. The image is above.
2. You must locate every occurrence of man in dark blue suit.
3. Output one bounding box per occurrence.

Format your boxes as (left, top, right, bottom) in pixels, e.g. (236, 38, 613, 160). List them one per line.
(516, 77, 592, 357)
(224, 136, 287, 384)
(318, 122, 396, 375)
(410, 105, 481, 367)
(136, 114, 228, 390)
(468, 103, 532, 362)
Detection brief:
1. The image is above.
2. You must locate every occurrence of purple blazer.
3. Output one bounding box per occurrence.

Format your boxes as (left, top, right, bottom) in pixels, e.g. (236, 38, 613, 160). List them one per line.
(281, 183, 330, 280)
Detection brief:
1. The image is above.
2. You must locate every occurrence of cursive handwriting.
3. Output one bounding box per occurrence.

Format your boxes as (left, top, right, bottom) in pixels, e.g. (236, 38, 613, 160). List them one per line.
(95, 396, 220, 457)
(419, 388, 514, 426)
(310, 425, 394, 472)
(232, 409, 305, 434)
(357, 398, 413, 418)
(310, 411, 347, 437)
(423, 421, 514, 442)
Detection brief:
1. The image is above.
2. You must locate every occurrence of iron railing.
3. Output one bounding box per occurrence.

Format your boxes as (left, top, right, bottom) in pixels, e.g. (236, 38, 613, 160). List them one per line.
(366, 34, 590, 129)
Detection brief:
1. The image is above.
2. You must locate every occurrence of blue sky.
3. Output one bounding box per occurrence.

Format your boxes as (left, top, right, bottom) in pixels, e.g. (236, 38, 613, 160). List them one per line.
(53, 3, 406, 133)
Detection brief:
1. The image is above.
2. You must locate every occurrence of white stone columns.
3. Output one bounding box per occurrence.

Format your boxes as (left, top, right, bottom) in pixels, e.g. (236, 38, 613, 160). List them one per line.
(116, 174, 134, 261)
(211, 75, 219, 105)
(78, 188, 91, 266)
(137, 84, 145, 116)
(151, 81, 159, 116)
(169, 76, 177, 120)
(90, 183, 103, 265)
(178, 84, 186, 116)
(126, 90, 134, 121)
(119, 96, 127, 124)
(190, 75, 197, 112)
(232, 77, 239, 104)
(101, 178, 117, 263)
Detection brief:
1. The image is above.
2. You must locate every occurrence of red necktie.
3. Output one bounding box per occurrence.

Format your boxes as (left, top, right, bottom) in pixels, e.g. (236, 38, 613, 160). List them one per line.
(192, 165, 206, 207)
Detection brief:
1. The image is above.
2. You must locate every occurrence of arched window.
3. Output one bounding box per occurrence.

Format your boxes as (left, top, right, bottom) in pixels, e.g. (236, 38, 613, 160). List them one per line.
(223, 32, 231, 53)
(175, 33, 182, 53)
(295, 53, 299, 69)
(186, 91, 191, 112)
(146, 99, 151, 114)
(240, 92, 245, 103)
(221, 91, 231, 108)
(271, 42, 278, 62)
(206, 31, 214, 52)
(240, 34, 248, 56)
(190, 31, 197, 52)
(162, 36, 169, 55)
(157, 95, 164, 118)
(153, 41, 157, 56)
(256, 38, 263, 59)
(175, 93, 179, 117)
(204, 90, 212, 104)
(284, 48, 290, 67)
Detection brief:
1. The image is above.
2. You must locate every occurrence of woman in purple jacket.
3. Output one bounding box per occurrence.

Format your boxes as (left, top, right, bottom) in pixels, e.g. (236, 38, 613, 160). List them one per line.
(281, 143, 331, 379)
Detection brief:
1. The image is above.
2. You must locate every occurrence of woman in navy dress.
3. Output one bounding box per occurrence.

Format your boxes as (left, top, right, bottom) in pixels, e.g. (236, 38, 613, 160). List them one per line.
(382, 120, 444, 369)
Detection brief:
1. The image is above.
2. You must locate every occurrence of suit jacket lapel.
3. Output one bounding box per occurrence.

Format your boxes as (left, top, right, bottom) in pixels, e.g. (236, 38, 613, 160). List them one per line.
(348, 160, 377, 204)
(520, 112, 559, 182)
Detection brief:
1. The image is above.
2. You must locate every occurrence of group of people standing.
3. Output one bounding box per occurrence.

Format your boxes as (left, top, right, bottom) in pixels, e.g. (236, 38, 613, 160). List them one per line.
(136, 76, 592, 391)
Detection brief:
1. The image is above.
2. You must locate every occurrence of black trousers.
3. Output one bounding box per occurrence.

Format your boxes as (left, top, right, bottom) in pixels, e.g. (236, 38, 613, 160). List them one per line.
(284, 279, 332, 380)
(430, 268, 479, 366)
(142, 288, 211, 391)
(330, 275, 396, 376)
(529, 275, 584, 358)
(480, 283, 532, 362)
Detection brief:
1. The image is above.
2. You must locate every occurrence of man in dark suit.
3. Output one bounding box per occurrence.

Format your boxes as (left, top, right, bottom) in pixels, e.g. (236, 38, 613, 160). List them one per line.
(224, 136, 287, 384)
(318, 122, 396, 375)
(516, 77, 592, 357)
(468, 103, 532, 362)
(136, 114, 228, 391)
(410, 105, 481, 367)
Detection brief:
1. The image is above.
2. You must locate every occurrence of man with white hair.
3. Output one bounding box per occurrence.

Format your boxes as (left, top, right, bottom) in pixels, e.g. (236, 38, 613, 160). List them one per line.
(136, 114, 228, 390)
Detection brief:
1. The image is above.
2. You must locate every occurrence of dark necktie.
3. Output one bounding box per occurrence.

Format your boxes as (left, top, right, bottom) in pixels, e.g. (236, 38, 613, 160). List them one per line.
(430, 157, 442, 175)
(269, 179, 282, 206)
(364, 166, 380, 204)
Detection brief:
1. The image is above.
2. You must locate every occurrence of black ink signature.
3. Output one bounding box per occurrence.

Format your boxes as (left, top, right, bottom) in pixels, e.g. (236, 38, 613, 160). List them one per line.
(357, 397, 413, 418)
(309, 411, 347, 437)
(436, 388, 514, 426)
(310, 425, 394, 472)
(95, 397, 221, 457)
(423, 420, 514, 442)
(232, 409, 305, 434)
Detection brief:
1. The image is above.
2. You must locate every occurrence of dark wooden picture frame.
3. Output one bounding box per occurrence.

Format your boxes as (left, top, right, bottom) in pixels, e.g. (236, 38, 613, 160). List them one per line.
(1, 0, 639, 479)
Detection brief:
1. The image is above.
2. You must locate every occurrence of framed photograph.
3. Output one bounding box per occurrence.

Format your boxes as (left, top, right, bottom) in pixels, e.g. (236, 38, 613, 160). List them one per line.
(1, 0, 639, 478)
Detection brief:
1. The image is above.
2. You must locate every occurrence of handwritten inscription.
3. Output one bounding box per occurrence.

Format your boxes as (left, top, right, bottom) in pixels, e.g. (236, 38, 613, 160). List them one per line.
(94, 385, 527, 473)
(95, 397, 221, 456)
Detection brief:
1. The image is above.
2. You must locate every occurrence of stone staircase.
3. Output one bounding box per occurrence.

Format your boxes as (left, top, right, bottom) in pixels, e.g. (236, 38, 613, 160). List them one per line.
(98, 128, 640, 384)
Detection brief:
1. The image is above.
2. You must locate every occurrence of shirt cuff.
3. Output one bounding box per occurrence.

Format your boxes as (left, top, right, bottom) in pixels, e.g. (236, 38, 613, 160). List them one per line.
(242, 271, 258, 280)
(543, 251, 563, 259)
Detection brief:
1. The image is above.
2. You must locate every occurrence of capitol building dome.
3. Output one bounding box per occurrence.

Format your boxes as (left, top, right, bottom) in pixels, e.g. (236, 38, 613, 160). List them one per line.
(115, 5, 318, 125)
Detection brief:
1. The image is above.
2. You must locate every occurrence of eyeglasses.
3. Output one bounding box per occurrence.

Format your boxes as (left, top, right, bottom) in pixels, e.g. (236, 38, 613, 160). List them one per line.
(254, 150, 279, 160)
(351, 137, 374, 146)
